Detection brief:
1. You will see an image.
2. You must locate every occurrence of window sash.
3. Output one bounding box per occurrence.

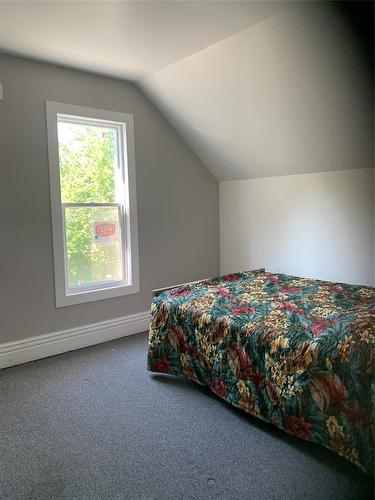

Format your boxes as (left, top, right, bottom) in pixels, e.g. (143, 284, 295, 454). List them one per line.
(62, 202, 127, 294)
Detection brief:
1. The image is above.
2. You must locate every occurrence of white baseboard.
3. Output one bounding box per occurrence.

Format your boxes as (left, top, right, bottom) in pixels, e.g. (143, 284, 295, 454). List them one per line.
(0, 310, 151, 370)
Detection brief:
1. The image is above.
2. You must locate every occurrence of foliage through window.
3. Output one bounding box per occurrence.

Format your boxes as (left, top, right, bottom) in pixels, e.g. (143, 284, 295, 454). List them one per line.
(59, 121, 122, 287)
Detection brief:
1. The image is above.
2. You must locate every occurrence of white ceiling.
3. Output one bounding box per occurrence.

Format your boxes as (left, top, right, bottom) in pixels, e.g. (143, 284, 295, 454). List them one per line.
(0, 1, 281, 81)
(0, 1, 372, 180)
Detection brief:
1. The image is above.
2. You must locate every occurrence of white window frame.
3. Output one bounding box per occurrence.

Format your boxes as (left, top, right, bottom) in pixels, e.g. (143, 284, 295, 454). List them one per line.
(46, 101, 139, 307)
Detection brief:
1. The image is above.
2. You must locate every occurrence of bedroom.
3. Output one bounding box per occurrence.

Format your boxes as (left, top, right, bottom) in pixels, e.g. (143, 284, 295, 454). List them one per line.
(0, 1, 374, 499)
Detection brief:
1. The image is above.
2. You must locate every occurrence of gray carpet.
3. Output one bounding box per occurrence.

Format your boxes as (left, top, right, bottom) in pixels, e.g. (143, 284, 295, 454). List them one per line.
(0, 333, 372, 500)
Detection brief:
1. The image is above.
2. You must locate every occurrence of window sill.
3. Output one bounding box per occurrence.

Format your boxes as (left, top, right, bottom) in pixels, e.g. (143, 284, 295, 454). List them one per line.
(56, 282, 140, 307)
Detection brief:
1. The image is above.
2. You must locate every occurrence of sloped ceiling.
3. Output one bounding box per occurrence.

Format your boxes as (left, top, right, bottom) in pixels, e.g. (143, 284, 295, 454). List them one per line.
(0, 1, 373, 181)
(139, 2, 373, 180)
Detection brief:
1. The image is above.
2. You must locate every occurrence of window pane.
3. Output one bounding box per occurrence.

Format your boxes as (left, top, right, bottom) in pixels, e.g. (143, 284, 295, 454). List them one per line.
(58, 120, 118, 203)
(64, 206, 123, 288)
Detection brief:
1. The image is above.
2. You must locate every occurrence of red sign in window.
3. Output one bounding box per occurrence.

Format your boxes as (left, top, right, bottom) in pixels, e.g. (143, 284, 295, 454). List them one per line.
(94, 222, 120, 242)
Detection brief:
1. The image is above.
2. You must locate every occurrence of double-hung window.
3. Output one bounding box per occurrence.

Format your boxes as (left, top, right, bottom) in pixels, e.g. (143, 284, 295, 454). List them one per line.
(46, 102, 139, 307)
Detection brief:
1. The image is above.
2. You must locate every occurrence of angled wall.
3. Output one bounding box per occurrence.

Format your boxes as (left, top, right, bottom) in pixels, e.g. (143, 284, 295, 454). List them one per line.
(139, 2, 373, 181)
(0, 54, 219, 343)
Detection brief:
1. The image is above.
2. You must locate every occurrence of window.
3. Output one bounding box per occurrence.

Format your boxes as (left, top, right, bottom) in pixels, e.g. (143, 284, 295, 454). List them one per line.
(46, 102, 139, 307)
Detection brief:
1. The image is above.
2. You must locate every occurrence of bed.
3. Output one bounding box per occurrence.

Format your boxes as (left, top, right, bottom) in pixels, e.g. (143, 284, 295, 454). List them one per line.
(147, 269, 374, 474)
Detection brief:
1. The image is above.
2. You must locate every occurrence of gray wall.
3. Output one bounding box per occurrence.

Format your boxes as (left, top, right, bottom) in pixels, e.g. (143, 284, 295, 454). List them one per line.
(0, 54, 219, 343)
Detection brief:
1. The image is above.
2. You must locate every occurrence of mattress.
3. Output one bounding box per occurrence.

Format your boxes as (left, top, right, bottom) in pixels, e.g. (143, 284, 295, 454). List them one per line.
(147, 270, 374, 474)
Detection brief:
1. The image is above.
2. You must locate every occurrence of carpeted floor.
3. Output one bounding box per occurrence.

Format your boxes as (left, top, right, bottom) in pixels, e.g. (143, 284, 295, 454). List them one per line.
(0, 333, 372, 500)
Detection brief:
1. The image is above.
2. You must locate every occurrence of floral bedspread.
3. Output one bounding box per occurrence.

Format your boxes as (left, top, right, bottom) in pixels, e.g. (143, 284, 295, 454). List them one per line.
(147, 270, 374, 474)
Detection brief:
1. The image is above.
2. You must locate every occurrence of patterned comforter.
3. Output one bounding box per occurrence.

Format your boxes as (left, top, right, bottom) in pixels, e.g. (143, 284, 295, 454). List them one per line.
(147, 270, 374, 474)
